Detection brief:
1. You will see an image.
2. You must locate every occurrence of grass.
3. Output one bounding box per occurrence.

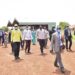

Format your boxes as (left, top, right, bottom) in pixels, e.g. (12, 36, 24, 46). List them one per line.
(72, 34, 75, 41)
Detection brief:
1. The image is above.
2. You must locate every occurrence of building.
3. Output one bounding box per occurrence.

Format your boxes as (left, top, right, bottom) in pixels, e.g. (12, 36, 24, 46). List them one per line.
(7, 19, 56, 30)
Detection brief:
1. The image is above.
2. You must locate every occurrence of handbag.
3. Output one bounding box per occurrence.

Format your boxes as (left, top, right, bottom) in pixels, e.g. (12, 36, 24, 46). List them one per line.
(61, 44, 65, 50)
(60, 43, 65, 53)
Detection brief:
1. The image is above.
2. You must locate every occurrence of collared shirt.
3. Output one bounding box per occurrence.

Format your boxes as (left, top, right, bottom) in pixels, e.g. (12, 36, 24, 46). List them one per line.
(57, 31, 62, 46)
(11, 29, 22, 42)
(22, 29, 27, 40)
(23, 29, 32, 40)
(37, 29, 46, 39)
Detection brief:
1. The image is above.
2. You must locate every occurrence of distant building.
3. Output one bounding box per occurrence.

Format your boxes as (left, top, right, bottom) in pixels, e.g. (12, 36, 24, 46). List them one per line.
(7, 19, 56, 30)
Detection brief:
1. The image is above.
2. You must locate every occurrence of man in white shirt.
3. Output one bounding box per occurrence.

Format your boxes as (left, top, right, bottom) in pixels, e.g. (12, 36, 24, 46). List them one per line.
(37, 26, 46, 54)
(21, 26, 27, 50)
(23, 26, 32, 53)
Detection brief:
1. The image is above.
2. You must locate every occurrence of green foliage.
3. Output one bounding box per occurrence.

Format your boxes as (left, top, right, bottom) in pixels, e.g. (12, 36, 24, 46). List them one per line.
(0, 28, 2, 30)
(59, 22, 69, 30)
(1, 26, 9, 32)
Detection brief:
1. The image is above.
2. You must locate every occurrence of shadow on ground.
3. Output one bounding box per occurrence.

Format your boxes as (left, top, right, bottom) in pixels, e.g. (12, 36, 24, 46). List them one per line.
(53, 68, 71, 75)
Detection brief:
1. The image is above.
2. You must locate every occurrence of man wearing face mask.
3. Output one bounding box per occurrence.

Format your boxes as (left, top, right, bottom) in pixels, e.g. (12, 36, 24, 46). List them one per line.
(37, 25, 46, 54)
(23, 26, 32, 53)
(11, 24, 22, 60)
(51, 27, 65, 73)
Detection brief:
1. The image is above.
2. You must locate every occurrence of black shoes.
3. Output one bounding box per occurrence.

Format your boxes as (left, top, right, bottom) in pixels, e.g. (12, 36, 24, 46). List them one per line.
(54, 63, 65, 73)
(50, 50, 53, 53)
(54, 63, 59, 67)
(60, 67, 65, 73)
(69, 48, 72, 51)
(28, 52, 31, 54)
(15, 57, 20, 60)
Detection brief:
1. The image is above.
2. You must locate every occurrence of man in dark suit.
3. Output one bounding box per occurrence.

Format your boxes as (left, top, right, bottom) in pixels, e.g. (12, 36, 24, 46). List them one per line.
(64, 26, 72, 51)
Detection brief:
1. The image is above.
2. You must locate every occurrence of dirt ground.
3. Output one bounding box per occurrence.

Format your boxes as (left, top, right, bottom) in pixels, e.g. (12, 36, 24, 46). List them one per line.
(0, 41, 75, 75)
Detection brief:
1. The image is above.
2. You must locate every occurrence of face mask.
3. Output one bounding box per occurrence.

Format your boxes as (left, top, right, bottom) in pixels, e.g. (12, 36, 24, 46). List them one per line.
(15, 27, 18, 30)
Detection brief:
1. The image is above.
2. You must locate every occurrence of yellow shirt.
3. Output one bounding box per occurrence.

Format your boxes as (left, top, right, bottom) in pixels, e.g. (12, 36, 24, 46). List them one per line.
(11, 29, 22, 42)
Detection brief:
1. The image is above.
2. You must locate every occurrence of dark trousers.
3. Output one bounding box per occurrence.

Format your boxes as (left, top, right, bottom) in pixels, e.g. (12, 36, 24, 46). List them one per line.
(66, 39, 68, 49)
(0, 36, 2, 44)
(49, 35, 52, 41)
(44, 39, 48, 48)
(68, 37, 72, 49)
(0, 36, 2, 45)
(66, 37, 72, 49)
(25, 40, 31, 53)
(20, 40, 24, 49)
(13, 42, 20, 58)
(39, 39, 45, 53)
(11, 42, 14, 53)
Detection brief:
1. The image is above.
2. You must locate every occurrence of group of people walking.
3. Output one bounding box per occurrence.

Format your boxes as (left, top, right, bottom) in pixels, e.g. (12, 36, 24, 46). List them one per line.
(10, 24, 49, 60)
(0, 23, 73, 74)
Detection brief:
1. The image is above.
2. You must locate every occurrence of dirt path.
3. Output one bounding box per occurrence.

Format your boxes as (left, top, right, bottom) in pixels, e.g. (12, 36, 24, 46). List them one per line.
(0, 41, 75, 75)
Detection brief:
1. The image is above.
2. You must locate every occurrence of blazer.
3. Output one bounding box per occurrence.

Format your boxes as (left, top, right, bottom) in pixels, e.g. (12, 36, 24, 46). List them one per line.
(64, 28, 72, 39)
(51, 32, 60, 53)
(64, 28, 68, 40)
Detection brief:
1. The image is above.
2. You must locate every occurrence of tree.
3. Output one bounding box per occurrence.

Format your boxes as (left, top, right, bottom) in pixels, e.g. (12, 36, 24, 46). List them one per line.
(59, 22, 69, 30)
(1, 26, 9, 32)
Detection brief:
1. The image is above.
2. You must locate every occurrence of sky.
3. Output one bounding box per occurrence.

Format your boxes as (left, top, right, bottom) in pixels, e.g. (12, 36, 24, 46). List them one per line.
(0, 0, 75, 27)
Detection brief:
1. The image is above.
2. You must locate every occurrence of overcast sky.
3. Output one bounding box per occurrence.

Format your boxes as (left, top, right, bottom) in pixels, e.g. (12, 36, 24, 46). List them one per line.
(0, 0, 75, 27)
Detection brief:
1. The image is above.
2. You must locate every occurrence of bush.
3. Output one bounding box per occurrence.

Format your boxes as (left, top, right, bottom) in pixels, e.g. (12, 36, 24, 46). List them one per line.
(1, 26, 9, 32)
